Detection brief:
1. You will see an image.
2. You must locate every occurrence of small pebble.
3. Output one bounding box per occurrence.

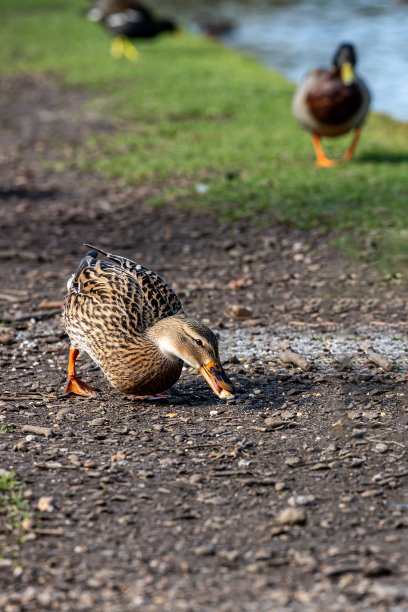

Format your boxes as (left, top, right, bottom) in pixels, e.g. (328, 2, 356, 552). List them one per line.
(264, 417, 286, 430)
(373, 442, 388, 454)
(37, 496, 54, 512)
(231, 304, 253, 319)
(363, 560, 392, 577)
(351, 428, 367, 439)
(277, 507, 306, 525)
(288, 495, 315, 507)
(285, 456, 302, 467)
(21, 518, 33, 531)
(88, 418, 106, 426)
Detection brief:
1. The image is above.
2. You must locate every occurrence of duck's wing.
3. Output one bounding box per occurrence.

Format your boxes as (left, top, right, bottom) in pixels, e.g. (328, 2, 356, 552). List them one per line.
(66, 251, 155, 334)
(83, 245, 184, 325)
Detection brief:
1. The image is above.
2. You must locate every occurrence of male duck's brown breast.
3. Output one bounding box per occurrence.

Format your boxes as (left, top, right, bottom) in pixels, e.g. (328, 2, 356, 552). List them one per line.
(306, 76, 363, 125)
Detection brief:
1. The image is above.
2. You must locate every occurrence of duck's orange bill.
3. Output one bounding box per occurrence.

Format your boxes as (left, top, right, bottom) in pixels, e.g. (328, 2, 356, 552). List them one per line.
(199, 359, 235, 399)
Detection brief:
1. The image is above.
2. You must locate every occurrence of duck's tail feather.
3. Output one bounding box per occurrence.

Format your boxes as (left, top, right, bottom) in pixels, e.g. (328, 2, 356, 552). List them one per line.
(84, 243, 109, 257)
(84, 243, 135, 269)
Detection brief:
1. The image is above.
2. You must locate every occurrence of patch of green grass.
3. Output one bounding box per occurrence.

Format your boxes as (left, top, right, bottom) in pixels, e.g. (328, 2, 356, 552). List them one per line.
(0, 471, 32, 535)
(0, 423, 16, 434)
(1, 0, 408, 270)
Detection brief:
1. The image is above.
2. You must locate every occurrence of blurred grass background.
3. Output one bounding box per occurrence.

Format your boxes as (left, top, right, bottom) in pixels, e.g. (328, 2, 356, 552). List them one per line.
(2, 0, 408, 271)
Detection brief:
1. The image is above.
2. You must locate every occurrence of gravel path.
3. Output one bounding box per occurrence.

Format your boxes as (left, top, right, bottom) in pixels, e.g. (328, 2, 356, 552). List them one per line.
(1, 73, 407, 612)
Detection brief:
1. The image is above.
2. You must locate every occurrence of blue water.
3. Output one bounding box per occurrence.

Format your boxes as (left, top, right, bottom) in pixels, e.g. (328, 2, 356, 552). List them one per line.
(168, 0, 408, 121)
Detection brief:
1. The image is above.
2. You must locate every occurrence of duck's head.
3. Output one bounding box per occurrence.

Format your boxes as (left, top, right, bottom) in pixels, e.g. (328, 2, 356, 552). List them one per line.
(333, 43, 357, 85)
(149, 315, 235, 399)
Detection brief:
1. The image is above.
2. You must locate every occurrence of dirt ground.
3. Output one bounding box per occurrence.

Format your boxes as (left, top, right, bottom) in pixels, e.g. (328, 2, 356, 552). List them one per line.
(1, 74, 408, 612)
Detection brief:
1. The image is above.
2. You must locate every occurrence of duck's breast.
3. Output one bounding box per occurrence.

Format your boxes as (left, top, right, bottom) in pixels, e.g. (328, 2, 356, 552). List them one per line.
(293, 70, 370, 137)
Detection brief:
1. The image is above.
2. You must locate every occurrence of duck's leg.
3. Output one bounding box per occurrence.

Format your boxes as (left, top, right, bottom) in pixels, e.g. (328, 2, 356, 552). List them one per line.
(65, 347, 98, 398)
(110, 36, 139, 61)
(110, 36, 126, 59)
(123, 39, 139, 62)
(311, 134, 340, 168)
(343, 127, 362, 162)
(131, 394, 170, 401)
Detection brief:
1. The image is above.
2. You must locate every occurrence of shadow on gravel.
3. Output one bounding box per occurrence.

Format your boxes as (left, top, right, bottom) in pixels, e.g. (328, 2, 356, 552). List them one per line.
(0, 187, 59, 201)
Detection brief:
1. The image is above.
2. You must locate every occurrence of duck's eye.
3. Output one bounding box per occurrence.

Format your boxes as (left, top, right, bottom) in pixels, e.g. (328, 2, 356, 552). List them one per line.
(195, 339, 203, 346)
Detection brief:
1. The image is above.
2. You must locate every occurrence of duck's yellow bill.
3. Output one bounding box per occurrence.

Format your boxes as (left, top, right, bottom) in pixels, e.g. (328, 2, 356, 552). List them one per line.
(341, 62, 355, 85)
(199, 360, 235, 399)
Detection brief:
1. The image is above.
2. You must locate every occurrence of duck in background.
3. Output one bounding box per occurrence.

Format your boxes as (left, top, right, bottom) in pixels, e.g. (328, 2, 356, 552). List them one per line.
(196, 13, 236, 40)
(87, 0, 178, 61)
(63, 246, 235, 401)
(292, 43, 371, 167)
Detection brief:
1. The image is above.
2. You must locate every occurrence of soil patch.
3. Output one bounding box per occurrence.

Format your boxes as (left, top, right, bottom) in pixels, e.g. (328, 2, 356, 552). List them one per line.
(1, 74, 407, 611)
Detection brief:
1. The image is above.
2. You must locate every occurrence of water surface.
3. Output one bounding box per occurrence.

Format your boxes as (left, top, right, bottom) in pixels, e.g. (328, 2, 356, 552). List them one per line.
(162, 0, 408, 121)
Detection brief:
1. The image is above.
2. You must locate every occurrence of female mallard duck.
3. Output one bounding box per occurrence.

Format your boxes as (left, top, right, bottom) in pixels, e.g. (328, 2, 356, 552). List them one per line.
(63, 246, 234, 400)
(292, 43, 371, 167)
(87, 0, 178, 61)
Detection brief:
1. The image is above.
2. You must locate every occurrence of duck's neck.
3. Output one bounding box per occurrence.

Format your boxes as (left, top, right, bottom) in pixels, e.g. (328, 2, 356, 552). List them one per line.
(146, 315, 187, 364)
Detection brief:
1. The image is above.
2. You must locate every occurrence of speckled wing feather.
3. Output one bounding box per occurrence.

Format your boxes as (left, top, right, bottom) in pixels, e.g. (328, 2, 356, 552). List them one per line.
(83, 245, 184, 326)
(66, 254, 148, 336)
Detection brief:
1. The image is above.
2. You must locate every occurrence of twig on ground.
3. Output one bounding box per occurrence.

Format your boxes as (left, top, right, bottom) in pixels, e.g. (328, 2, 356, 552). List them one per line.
(276, 349, 312, 371)
(22, 425, 53, 437)
(366, 348, 393, 371)
(1, 309, 61, 324)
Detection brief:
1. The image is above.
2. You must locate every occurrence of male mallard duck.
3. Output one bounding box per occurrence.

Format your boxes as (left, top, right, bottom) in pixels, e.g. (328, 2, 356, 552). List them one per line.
(88, 0, 178, 61)
(63, 246, 234, 400)
(292, 43, 371, 167)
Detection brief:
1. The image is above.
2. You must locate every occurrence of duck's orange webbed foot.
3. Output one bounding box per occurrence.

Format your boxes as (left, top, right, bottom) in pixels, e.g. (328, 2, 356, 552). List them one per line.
(312, 134, 341, 168)
(130, 394, 170, 401)
(65, 346, 98, 398)
(315, 157, 341, 168)
(66, 376, 98, 398)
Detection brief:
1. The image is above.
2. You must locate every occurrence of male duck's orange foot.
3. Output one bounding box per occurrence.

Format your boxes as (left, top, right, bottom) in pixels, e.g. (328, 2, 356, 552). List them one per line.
(65, 376, 98, 398)
(311, 134, 342, 168)
(315, 157, 341, 168)
(342, 128, 362, 162)
(130, 394, 170, 401)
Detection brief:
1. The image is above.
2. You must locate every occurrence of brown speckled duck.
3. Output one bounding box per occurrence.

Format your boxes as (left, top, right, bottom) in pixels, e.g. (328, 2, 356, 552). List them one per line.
(292, 43, 371, 167)
(63, 246, 234, 400)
